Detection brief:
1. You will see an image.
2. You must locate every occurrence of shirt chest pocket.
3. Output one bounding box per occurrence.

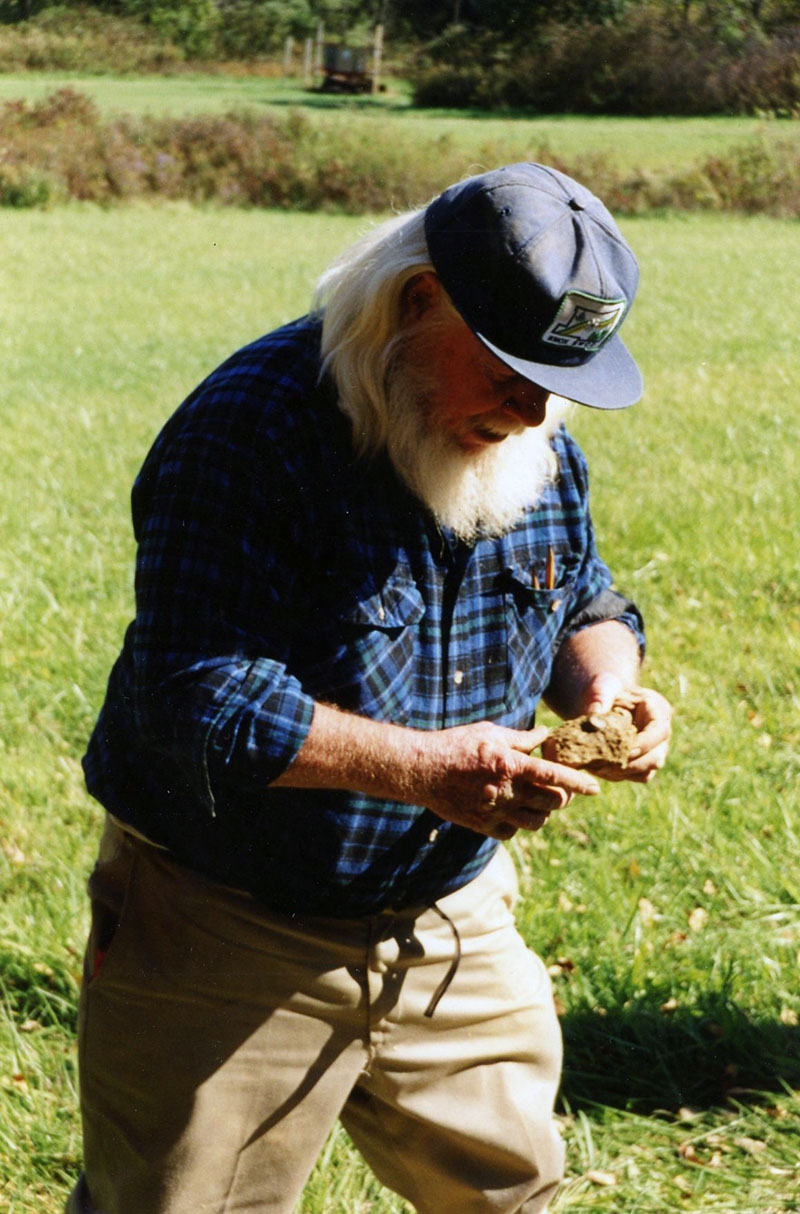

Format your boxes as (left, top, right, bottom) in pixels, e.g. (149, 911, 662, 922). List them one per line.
(299, 569, 425, 724)
(499, 551, 580, 717)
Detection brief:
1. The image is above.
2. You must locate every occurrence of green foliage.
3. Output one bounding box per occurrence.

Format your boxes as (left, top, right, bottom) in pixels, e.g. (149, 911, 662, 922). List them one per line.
(116, 0, 220, 57)
(0, 5, 186, 71)
(0, 0, 45, 23)
(0, 0, 383, 61)
(215, 0, 315, 57)
(3, 0, 800, 111)
(0, 165, 51, 202)
(410, 10, 800, 114)
(117, 0, 376, 57)
(209, 0, 380, 59)
(6, 86, 800, 214)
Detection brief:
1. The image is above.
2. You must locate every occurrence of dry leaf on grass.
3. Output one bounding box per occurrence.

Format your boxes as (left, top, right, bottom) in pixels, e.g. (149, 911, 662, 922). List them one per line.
(1, 838, 26, 866)
(586, 1170, 617, 1187)
(678, 1142, 724, 1168)
(734, 1136, 767, 1155)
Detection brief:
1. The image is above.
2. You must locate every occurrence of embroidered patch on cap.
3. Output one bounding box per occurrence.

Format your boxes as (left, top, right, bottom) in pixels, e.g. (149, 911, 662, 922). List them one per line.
(541, 291, 627, 351)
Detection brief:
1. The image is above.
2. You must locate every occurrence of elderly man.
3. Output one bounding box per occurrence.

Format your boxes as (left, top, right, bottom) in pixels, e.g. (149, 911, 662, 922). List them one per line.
(69, 163, 671, 1214)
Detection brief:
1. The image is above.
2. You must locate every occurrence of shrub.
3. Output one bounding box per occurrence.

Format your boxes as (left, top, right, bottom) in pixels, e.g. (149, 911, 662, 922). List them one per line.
(699, 138, 800, 216)
(214, 0, 316, 60)
(119, 0, 220, 59)
(4, 87, 800, 218)
(0, 166, 53, 205)
(0, 5, 186, 73)
(409, 13, 800, 117)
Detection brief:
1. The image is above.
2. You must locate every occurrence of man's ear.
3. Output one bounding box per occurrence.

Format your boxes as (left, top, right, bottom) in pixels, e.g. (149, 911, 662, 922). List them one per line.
(401, 272, 441, 323)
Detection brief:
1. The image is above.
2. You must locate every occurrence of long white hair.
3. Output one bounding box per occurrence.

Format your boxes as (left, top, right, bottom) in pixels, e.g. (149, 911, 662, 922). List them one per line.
(314, 208, 443, 456)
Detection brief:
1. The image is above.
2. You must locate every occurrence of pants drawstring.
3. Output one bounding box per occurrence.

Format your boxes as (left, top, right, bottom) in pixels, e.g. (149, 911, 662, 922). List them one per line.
(424, 903, 462, 1018)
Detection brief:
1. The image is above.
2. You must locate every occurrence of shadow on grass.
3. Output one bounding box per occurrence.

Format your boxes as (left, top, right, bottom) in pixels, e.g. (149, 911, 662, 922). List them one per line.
(559, 994, 800, 1113)
(264, 94, 573, 123)
(261, 93, 412, 113)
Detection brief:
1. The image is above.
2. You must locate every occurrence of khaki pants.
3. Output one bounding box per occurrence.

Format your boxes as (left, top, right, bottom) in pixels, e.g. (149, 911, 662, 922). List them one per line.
(67, 818, 564, 1214)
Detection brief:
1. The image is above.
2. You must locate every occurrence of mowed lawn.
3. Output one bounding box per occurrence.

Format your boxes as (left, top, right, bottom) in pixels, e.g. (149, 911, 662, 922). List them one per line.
(1, 69, 798, 173)
(1, 203, 798, 1212)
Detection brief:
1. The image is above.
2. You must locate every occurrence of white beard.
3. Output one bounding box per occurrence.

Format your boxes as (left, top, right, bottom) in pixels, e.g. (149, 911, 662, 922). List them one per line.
(384, 366, 571, 543)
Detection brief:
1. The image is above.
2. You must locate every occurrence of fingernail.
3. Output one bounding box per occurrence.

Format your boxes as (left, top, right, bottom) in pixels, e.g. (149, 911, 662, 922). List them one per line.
(586, 781, 601, 795)
(629, 747, 642, 759)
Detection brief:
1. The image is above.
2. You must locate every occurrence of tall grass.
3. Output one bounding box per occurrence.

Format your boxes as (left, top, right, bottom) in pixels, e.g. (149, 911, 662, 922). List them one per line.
(1, 205, 798, 1211)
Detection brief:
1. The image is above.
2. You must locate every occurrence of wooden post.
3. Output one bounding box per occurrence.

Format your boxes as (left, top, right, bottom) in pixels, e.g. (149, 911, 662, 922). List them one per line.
(303, 37, 313, 87)
(314, 21, 325, 85)
(283, 36, 294, 77)
(372, 22, 384, 95)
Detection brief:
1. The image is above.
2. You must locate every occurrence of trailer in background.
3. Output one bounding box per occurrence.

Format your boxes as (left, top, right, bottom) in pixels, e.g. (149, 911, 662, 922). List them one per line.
(320, 43, 373, 93)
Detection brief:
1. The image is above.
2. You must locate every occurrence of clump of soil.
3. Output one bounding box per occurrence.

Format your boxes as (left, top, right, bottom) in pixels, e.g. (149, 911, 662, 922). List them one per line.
(541, 706, 637, 772)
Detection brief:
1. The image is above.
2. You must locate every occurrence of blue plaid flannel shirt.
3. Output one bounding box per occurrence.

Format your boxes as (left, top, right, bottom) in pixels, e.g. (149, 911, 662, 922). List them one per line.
(84, 315, 644, 916)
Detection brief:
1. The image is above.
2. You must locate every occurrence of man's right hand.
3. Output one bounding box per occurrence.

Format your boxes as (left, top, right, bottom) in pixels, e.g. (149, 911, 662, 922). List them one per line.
(412, 721, 601, 840)
(272, 705, 600, 842)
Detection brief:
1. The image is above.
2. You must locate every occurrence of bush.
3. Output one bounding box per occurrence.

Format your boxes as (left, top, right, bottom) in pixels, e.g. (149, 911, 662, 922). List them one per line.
(4, 87, 800, 217)
(118, 0, 220, 59)
(409, 13, 800, 116)
(214, 0, 315, 60)
(0, 2, 308, 66)
(0, 6, 186, 72)
(700, 138, 800, 215)
(0, 166, 52, 205)
(0, 89, 462, 209)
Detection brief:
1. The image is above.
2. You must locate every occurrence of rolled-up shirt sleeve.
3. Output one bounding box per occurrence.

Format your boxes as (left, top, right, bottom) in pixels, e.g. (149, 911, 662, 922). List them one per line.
(128, 403, 315, 810)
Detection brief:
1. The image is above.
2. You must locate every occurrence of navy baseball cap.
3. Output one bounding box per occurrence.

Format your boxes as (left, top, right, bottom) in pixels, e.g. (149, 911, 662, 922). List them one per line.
(424, 163, 643, 409)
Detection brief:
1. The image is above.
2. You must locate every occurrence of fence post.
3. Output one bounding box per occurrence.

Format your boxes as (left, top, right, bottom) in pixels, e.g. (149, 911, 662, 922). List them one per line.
(283, 35, 294, 77)
(303, 37, 313, 87)
(372, 23, 384, 95)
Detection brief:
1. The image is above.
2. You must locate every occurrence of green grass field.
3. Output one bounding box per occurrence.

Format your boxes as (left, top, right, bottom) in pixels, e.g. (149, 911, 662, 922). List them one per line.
(2, 69, 799, 173)
(1, 201, 799, 1212)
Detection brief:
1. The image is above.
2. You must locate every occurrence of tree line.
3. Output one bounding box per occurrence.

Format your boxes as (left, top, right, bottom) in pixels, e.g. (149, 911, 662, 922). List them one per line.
(5, 0, 800, 49)
(3, 0, 800, 113)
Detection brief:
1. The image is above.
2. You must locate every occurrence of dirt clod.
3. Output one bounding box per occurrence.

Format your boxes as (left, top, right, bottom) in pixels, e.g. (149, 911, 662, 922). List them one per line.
(541, 706, 637, 772)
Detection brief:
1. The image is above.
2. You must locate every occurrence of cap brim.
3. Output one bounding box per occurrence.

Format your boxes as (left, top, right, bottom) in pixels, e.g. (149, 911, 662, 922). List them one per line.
(475, 330, 643, 410)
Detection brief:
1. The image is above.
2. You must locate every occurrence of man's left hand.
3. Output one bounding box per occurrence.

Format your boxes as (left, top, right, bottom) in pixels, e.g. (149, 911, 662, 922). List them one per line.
(579, 673, 673, 784)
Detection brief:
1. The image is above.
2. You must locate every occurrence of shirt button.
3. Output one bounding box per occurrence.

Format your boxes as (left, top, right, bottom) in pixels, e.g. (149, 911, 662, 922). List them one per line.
(428, 828, 439, 844)
(453, 669, 464, 685)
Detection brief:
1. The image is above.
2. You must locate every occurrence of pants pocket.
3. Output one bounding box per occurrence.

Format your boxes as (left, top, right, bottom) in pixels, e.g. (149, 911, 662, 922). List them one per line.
(83, 818, 138, 985)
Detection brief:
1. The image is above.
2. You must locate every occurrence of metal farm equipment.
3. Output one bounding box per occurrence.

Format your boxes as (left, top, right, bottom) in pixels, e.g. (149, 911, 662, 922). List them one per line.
(320, 43, 374, 93)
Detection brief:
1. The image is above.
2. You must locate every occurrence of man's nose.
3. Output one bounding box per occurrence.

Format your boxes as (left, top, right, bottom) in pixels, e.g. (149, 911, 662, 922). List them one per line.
(504, 384, 549, 428)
